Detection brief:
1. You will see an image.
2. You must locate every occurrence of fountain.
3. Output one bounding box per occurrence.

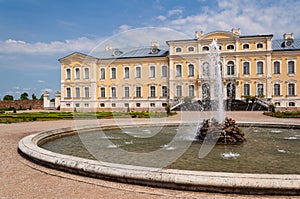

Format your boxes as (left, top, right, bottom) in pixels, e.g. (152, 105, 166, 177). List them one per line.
(195, 39, 245, 144)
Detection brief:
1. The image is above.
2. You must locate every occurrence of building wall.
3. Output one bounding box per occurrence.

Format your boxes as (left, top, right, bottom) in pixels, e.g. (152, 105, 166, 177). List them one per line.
(59, 30, 300, 112)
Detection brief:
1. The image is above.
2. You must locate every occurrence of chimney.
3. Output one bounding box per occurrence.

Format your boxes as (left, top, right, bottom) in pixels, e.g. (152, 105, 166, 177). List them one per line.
(232, 28, 240, 36)
(195, 31, 204, 39)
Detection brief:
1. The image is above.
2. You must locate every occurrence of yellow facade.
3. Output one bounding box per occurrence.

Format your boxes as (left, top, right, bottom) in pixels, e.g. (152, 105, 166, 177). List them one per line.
(59, 29, 300, 112)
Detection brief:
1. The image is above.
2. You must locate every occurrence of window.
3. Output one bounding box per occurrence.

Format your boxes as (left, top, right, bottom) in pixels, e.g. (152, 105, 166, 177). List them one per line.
(175, 47, 182, 53)
(227, 45, 234, 50)
(274, 102, 280, 107)
(75, 68, 80, 80)
(162, 86, 168, 97)
(274, 84, 280, 96)
(75, 87, 80, 98)
(188, 85, 194, 97)
(111, 103, 116, 107)
(124, 67, 130, 79)
(75, 103, 80, 108)
(111, 68, 116, 79)
(150, 86, 156, 97)
(288, 83, 295, 96)
(150, 103, 155, 107)
(150, 66, 155, 78)
(84, 87, 89, 98)
(66, 68, 71, 80)
(203, 62, 210, 76)
(135, 66, 141, 78)
(202, 46, 209, 51)
(100, 68, 106, 79)
(176, 64, 182, 77)
(257, 43, 263, 48)
(66, 88, 71, 98)
(161, 66, 167, 77)
(243, 62, 250, 75)
(100, 87, 106, 98)
(188, 64, 194, 77)
(188, 46, 194, 52)
(136, 103, 141, 107)
(243, 44, 250, 49)
(84, 68, 89, 79)
(100, 103, 105, 107)
(66, 103, 70, 107)
(288, 61, 295, 74)
(243, 84, 250, 96)
(124, 86, 130, 98)
(176, 85, 182, 97)
(289, 102, 295, 107)
(111, 87, 116, 98)
(274, 61, 280, 74)
(227, 61, 234, 75)
(124, 103, 129, 108)
(257, 61, 264, 74)
(135, 86, 141, 98)
(257, 84, 264, 96)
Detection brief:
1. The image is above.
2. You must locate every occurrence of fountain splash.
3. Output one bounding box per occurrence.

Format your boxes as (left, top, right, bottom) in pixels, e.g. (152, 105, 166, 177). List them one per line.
(209, 39, 225, 124)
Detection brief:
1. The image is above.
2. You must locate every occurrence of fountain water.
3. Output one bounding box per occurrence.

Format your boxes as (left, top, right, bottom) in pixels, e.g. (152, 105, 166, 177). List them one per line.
(196, 40, 245, 145)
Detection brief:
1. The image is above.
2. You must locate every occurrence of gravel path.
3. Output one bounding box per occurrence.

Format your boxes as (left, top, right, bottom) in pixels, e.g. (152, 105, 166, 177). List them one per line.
(0, 111, 299, 198)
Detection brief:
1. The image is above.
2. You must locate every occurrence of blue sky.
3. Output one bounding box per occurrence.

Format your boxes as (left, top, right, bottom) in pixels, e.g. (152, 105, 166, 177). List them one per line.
(1, 0, 300, 99)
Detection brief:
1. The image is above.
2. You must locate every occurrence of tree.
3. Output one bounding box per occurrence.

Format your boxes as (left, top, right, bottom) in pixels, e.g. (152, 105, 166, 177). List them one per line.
(3, 95, 14, 100)
(39, 94, 44, 100)
(20, 92, 29, 100)
(32, 93, 37, 100)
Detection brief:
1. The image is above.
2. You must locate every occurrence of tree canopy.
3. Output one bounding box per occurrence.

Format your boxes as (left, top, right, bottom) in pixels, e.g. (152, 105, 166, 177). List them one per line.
(20, 92, 29, 100)
(3, 95, 14, 100)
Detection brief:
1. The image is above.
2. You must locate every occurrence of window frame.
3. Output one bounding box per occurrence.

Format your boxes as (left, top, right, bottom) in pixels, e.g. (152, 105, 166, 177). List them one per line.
(176, 64, 182, 77)
(243, 83, 250, 96)
(243, 61, 250, 75)
(111, 67, 116, 79)
(188, 63, 194, 77)
(273, 61, 281, 75)
(227, 61, 235, 76)
(256, 61, 264, 75)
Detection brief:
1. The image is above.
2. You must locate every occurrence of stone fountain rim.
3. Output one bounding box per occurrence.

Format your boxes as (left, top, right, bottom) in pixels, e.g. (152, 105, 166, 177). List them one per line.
(18, 121, 300, 195)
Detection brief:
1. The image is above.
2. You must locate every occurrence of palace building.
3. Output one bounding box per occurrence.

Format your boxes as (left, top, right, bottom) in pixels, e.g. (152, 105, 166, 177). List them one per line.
(58, 29, 300, 112)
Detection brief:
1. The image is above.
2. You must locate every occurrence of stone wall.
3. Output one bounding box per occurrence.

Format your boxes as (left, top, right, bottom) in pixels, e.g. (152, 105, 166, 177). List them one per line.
(0, 100, 44, 110)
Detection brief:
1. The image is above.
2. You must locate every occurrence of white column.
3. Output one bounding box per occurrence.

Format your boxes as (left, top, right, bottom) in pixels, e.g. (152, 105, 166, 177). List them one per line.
(266, 54, 272, 98)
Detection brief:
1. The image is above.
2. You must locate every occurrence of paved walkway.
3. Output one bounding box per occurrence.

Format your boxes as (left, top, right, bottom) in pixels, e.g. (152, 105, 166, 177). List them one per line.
(0, 111, 299, 198)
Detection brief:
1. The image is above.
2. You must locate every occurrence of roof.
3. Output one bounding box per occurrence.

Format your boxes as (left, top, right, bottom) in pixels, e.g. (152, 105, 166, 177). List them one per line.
(98, 47, 169, 60)
(272, 39, 300, 51)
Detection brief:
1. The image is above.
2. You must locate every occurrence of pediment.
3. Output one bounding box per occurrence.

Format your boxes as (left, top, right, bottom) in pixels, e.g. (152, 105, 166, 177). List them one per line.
(200, 31, 239, 40)
(58, 52, 98, 63)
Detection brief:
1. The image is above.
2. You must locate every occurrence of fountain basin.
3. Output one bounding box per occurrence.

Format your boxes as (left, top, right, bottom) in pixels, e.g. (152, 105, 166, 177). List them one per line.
(18, 122, 300, 195)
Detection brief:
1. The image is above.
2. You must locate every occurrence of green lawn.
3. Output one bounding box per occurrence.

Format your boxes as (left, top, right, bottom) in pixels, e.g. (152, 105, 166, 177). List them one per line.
(0, 111, 174, 123)
(263, 111, 300, 118)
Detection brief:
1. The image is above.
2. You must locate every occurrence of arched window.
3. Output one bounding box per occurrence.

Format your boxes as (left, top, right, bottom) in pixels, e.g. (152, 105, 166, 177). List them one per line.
(150, 86, 156, 97)
(289, 102, 295, 107)
(135, 66, 141, 78)
(243, 84, 250, 96)
(243, 62, 250, 75)
(176, 64, 182, 77)
(202, 83, 210, 100)
(66, 68, 71, 80)
(124, 67, 130, 79)
(111, 68, 116, 79)
(175, 47, 182, 53)
(111, 87, 117, 98)
(176, 85, 182, 97)
(161, 66, 167, 77)
(257, 43, 263, 48)
(202, 62, 210, 76)
(75, 68, 80, 80)
(243, 44, 250, 49)
(84, 68, 89, 79)
(100, 68, 106, 79)
(188, 64, 194, 77)
(274, 61, 280, 74)
(288, 61, 295, 74)
(227, 61, 234, 75)
(188, 85, 194, 97)
(150, 66, 155, 78)
(288, 83, 295, 96)
(257, 61, 264, 74)
(188, 46, 194, 52)
(226, 83, 236, 98)
(202, 46, 209, 51)
(227, 45, 234, 50)
(162, 86, 168, 97)
(274, 84, 280, 96)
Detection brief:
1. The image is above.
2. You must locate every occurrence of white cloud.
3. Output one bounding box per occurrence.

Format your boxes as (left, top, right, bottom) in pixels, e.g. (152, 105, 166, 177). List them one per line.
(156, 0, 300, 38)
(168, 8, 183, 17)
(38, 80, 45, 83)
(157, 15, 167, 21)
(119, 24, 132, 32)
(0, 37, 101, 55)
